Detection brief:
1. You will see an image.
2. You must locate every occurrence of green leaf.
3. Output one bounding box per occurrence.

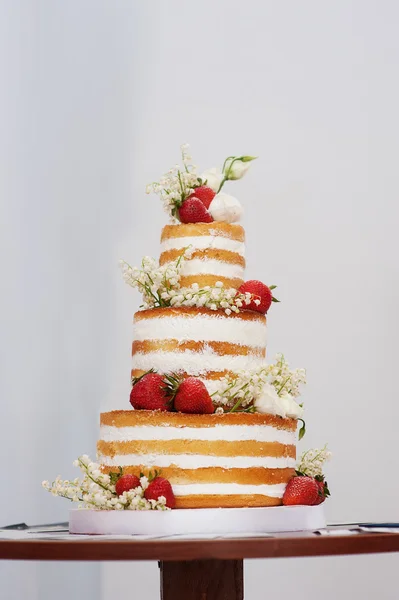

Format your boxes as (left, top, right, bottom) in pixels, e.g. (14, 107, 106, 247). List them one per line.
(295, 470, 305, 477)
(131, 368, 156, 387)
(298, 419, 306, 440)
(272, 297, 280, 303)
(148, 469, 161, 482)
(269, 285, 277, 290)
(109, 466, 123, 486)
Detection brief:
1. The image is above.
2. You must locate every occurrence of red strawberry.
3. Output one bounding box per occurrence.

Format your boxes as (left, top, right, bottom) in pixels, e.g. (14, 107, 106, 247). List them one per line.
(130, 371, 171, 411)
(282, 476, 319, 506)
(238, 280, 277, 314)
(187, 186, 216, 209)
(144, 476, 176, 508)
(173, 377, 214, 414)
(115, 474, 140, 496)
(313, 477, 330, 505)
(178, 197, 213, 224)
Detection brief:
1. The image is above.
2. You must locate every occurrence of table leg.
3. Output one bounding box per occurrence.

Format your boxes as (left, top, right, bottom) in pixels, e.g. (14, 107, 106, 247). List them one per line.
(160, 559, 243, 600)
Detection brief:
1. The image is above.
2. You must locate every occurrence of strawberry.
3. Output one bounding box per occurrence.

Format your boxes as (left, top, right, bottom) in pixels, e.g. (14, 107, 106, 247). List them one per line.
(178, 197, 213, 224)
(144, 476, 176, 508)
(282, 475, 319, 506)
(115, 474, 140, 496)
(130, 370, 171, 411)
(237, 280, 279, 314)
(187, 186, 216, 209)
(313, 476, 330, 505)
(173, 377, 214, 414)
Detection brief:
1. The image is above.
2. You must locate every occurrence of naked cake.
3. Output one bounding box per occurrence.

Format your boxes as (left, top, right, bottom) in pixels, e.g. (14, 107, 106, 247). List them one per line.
(44, 146, 331, 515)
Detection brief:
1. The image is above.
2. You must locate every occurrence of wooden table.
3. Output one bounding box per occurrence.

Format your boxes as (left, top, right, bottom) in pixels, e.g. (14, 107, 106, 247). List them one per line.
(2, 532, 399, 600)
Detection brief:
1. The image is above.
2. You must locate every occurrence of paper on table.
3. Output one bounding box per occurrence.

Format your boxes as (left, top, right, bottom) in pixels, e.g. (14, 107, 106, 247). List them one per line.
(359, 527, 399, 534)
(0, 529, 273, 541)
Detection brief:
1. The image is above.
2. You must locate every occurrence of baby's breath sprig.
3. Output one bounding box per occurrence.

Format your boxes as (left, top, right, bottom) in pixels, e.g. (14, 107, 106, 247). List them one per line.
(266, 353, 307, 398)
(42, 455, 169, 511)
(146, 144, 203, 221)
(119, 247, 192, 310)
(297, 445, 332, 479)
(166, 282, 252, 315)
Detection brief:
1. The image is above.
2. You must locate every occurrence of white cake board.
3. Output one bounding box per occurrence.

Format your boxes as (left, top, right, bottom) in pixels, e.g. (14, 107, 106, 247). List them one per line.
(69, 505, 326, 536)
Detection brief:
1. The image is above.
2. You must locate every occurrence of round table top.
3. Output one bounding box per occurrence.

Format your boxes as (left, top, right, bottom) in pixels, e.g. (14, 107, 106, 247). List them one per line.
(1, 532, 399, 561)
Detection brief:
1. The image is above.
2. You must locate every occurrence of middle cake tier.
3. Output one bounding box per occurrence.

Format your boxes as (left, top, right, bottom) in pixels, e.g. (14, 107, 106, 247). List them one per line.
(160, 222, 246, 290)
(131, 307, 267, 394)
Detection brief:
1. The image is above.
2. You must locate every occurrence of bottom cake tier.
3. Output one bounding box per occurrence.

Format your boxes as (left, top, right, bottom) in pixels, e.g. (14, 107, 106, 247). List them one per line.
(97, 411, 297, 508)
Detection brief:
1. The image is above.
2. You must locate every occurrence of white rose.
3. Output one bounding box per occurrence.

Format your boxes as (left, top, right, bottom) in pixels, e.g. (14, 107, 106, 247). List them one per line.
(254, 385, 304, 419)
(254, 383, 281, 415)
(223, 156, 257, 180)
(279, 394, 304, 419)
(208, 193, 243, 223)
(201, 167, 225, 192)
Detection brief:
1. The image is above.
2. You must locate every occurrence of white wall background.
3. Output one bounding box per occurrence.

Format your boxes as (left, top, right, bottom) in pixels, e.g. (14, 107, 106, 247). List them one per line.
(1, 1, 399, 599)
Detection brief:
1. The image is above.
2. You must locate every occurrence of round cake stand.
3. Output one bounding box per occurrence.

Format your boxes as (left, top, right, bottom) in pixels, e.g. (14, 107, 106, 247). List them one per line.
(69, 505, 326, 536)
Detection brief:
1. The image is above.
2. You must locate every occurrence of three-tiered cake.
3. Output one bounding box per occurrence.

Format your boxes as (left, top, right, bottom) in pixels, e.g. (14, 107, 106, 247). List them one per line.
(44, 146, 331, 524)
(97, 148, 305, 509)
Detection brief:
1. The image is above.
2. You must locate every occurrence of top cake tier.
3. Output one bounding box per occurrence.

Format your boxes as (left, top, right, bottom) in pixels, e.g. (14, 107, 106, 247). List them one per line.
(160, 222, 245, 290)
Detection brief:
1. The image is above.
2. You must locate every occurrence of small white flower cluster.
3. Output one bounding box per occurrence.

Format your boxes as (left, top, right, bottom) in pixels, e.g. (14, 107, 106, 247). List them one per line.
(119, 248, 192, 309)
(212, 367, 268, 410)
(297, 445, 332, 478)
(266, 353, 307, 398)
(120, 251, 253, 315)
(167, 282, 253, 315)
(42, 455, 169, 511)
(146, 144, 201, 221)
(211, 354, 306, 412)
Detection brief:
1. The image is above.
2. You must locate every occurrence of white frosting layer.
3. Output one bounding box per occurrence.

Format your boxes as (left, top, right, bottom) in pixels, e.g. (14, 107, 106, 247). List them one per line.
(100, 424, 295, 445)
(99, 453, 296, 469)
(161, 235, 245, 257)
(133, 314, 266, 348)
(132, 350, 265, 375)
(177, 258, 244, 280)
(172, 483, 286, 497)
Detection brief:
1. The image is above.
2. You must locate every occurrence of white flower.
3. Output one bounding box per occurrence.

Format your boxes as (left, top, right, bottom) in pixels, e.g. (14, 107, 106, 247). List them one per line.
(298, 446, 332, 478)
(201, 167, 225, 192)
(223, 156, 257, 180)
(140, 476, 149, 490)
(254, 383, 282, 415)
(279, 394, 304, 419)
(254, 383, 303, 418)
(208, 193, 243, 223)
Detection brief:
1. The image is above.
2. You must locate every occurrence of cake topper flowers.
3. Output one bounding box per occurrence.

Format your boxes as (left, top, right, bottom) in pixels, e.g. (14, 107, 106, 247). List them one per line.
(146, 144, 256, 224)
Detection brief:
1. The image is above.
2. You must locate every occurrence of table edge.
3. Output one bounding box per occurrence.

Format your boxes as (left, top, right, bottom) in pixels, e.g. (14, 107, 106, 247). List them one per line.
(1, 534, 399, 561)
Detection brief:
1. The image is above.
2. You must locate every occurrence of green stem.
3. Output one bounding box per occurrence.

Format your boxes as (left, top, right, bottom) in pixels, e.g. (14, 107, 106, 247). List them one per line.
(78, 459, 114, 494)
(210, 380, 236, 398)
(217, 157, 241, 193)
(222, 156, 234, 173)
(229, 395, 247, 413)
(177, 170, 186, 201)
(277, 375, 291, 395)
(217, 176, 227, 193)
